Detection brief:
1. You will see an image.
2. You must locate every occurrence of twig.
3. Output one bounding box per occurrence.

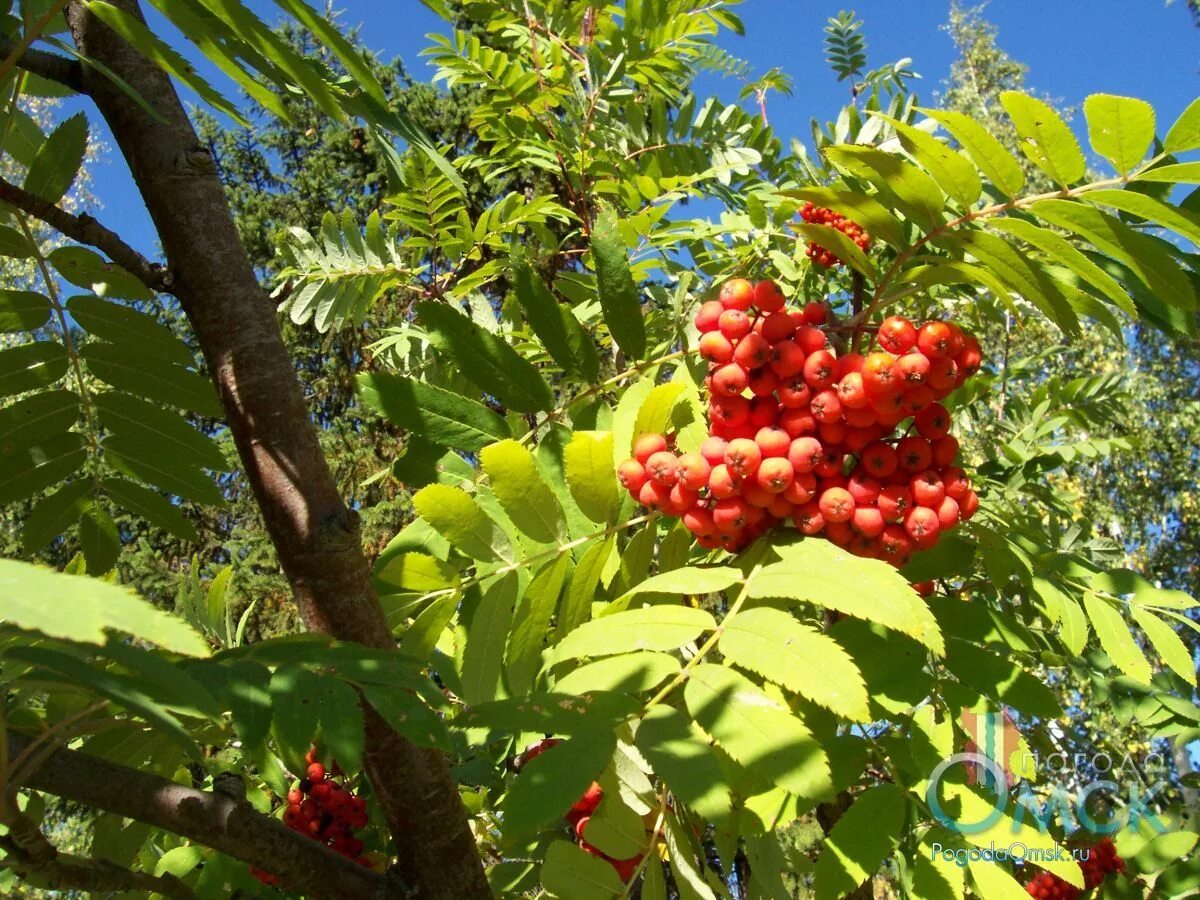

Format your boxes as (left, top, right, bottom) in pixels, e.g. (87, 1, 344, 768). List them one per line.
(0, 0, 72, 85)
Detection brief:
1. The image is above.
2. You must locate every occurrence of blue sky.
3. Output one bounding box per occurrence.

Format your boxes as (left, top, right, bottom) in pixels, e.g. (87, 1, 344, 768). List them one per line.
(80, 1, 1199, 257)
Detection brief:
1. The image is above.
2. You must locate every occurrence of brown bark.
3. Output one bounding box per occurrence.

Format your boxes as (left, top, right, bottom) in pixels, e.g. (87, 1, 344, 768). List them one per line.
(60, 3, 489, 896)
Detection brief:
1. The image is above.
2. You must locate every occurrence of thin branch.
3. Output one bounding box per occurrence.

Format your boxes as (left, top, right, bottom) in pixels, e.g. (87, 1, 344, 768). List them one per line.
(0, 175, 170, 293)
(4, 730, 404, 899)
(0, 0, 73, 85)
(0, 37, 84, 90)
(0, 808, 198, 900)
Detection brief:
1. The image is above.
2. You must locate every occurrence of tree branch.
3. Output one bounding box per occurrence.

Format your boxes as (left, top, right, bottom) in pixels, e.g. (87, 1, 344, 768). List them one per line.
(0, 37, 84, 90)
(0, 175, 170, 293)
(0, 807, 197, 899)
(4, 730, 405, 899)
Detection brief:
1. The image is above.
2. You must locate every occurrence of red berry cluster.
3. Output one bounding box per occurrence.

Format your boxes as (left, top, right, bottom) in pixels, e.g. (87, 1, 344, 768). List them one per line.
(521, 740, 644, 882)
(616, 278, 983, 561)
(1025, 838, 1126, 899)
(800, 202, 872, 268)
(251, 748, 372, 885)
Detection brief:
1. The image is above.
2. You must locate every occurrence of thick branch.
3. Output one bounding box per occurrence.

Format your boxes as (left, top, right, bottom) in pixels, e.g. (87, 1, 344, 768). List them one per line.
(0, 175, 170, 293)
(5, 730, 401, 899)
(0, 37, 85, 90)
(62, 3, 489, 896)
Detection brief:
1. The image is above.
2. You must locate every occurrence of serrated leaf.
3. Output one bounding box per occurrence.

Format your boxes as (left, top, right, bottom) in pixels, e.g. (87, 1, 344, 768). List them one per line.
(635, 705, 732, 821)
(79, 503, 121, 575)
(0, 391, 80, 455)
(459, 691, 639, 736)
(917, 107, 1025, 198)
(373, 551, 459, 594)
(461, 573, 517, 705)
(549, 606, 715, 664)
(1080, 188, 1200, 249)
(584, 790, 646, 859)
(1132, 161, 1200, 183)
(720, 607, 870, 721)
(0, 558, 208, 655)
(506, 555, 571, 697)
(101, 477, 200, 542)
(754, 540, 944, 654)
(1132, 830, 1199, 874)
(1165, 97, 1200, 153)
(612, 377, 654, 467)
(591, 207, 646, 359)
(564, 431, 621, 524)
(47, 246, 153, 301)
(1084, 94, 1155, 174)
(416, 301, 552, 413)
(357, 372, 510, 452)
(557, 535, 613, 639)
(270, 666, 323, 772)
(0, 341, 69, 397)
(1130, 607, 1194, 682)
(94, 392, 227, 471)
(81, 343, 222, 417)
(791, 222, 875, 277)
(67, 295, 193, 365)
(968, 860, 1033, 899)
(1083, 593, 1151, 684)
(873, 113, 981, 206)
(615, 565, 741, 607)
(781, 187, 906, 247)
(632, 382, 687, 449)
(412, 483, 512, 563)
(503, 731, 616, 842)
(1000, 91, 1086, 187)
(554, 652, 680, 695)
(510, 245, 586, 378)
(23, 113, 87, 203)
(102, 434, 224, 507)
(942, 638, 1063, 718)
(685, 664, 831, 799)
(21, 479, 93, 552)
(479, 440, 565, 543)
(813, 784, 906, 900)
(0, 432, 86, 505)
(823, 145, 945, 231)
(540, 840, 623, 900)
(315, 676, 364, 775)
(0, 290, 52, 333)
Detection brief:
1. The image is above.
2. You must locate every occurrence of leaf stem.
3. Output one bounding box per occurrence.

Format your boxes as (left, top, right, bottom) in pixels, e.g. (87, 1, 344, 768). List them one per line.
(619, 790, 668, 898)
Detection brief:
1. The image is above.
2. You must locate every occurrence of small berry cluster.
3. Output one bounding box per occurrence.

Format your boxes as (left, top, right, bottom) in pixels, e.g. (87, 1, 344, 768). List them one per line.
(522, 740, 644, 881)
(251, 748, 372, 886)
(616, 278, 982, 563)
(800, 202, 872, 268)
(1025, 838, 1126, 899)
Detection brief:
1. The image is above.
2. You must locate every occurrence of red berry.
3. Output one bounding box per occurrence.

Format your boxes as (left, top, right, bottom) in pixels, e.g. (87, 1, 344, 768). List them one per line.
(752, 279, 787, 312)
(720, 278, 755, 310)
(694, 300, 724, 333)
(877, 316, 917, 354)
(617, 458, 648, 493)
(306, 762, 326, 783)
(634, 433, 668, 464)
(917, 321, 954, 359)
(818, 487, 855, 523)
(698, 331, 735, 364)
(719, 309, 752, 340)
(733, 332, 771, 369)
(914, 402, 951, 439)
(725, 438, 763, 477)
(803, 301, 828, 325)
(645, 451, 681, 486)
(756, 457, 795, 493)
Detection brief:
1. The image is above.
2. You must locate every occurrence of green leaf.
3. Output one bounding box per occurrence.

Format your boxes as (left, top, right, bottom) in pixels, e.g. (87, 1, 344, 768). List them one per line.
(754, 540, 944, 654)
(101, 477, 200, 543)
(0, 433, 86, 505)
(506, 555, 571, 697)
(270, 666, 323, 772)
(942, 638, 1063, 718)
(1080, 188, 1200, 249)
(872, 113, 981, 206)
(460, 573, 518, 705)
(373, 552, 459, 594)
(548, 606, 715, 664)
(102, 434, 225, 507)
(636, 705, 732, 821)
(0, 558, 209, 655)
(0, 341, 69, 397)
(1083, 94, 1155, 174)
(503, 730, 616, 842)
(540, 840, 623, 900)
(479, 440, 565, 543)
(564, 431, 621, 525)
(20, 479, 92, 552)
(612, 378, 654, 468)
(47, 246, 154, 301)
(459, 691, 639, 736)
(510, 244, 587, 378)
(0, 290, 52, 333)
(553, 652, 680, 696)
(357, 372, 510, 452)
(823, 145, 945, 231)
(685, 663, 831, 799)
(1165, 97, 1200, 153)
(584, 790, 646, 859)
(1130, 607, 1194, 682)
(94, 392, 227, 472)
(80, 343, 222, 417)
(591, 207, 646, 359)
(1083, 593, 1152, 685)
(0, 390, 79, 455)
(1130, 161, 1200, 184)
(315, 676, 364, 776)
(791, 222, 874, 277)
(67, 295, 193, 365)
(1132, 830, 1199, 874)
(917, 107, 1025, 198)
(968, 860, 1034, 899)
(615, 566, 741, 606)
(23, 113, 87, 203)
(398, 595, 456, 660)
(416, 301, 552, 414)
(632, 382, 687, 450)
(719, 607, 870, 722)
(813, 784, 906, 900)
(79, 503, 121, 575)
(412, 483, 512, 563)
(0, 224, 36, 259)
(557, 535, 613, 639)
(987, 218, 1136, 316)
(781, 187, 906, 247)
(1000, 91, 1086, 187)
(154, 846, 205, 879)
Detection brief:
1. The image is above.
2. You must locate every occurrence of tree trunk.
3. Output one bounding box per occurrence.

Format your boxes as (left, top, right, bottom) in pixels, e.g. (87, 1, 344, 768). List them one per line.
(62, 3, 488, 896)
